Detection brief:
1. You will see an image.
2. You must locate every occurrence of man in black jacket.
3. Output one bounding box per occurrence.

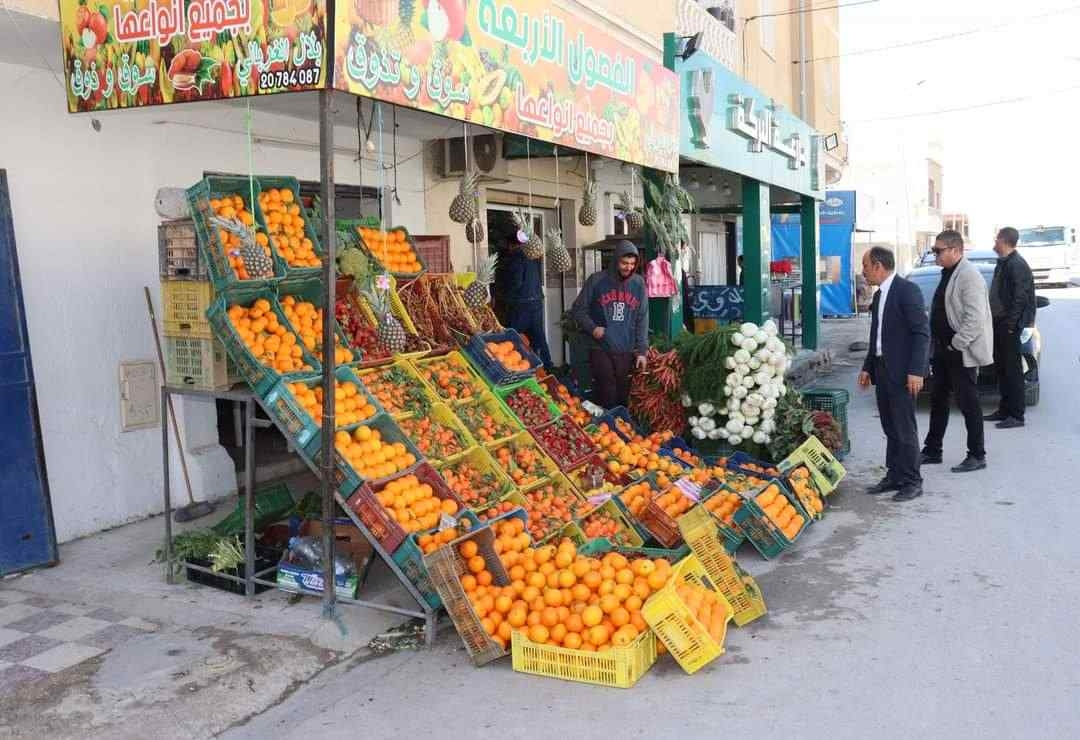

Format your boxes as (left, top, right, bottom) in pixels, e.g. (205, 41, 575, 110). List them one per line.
(986, 227, 1036, 428)
(858, 247, 931, 502)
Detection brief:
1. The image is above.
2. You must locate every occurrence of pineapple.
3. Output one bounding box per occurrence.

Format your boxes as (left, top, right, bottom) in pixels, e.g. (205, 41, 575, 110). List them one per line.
(211, 215, 273, 279)
(449, 169, 479, 224)
(619, 191, 644, 233)
(363, 277, 407, 354)
(578, 179, 598, 226)
(465, 217, 485, 245)
(513, 209, 544, 261)
(393, 0, 416, 48)
(545, 226, 571, 273)
(464, 252, 498, 308)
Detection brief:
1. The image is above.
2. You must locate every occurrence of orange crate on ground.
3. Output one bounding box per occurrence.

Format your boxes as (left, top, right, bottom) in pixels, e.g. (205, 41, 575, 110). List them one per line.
(678, 507, 766, 626)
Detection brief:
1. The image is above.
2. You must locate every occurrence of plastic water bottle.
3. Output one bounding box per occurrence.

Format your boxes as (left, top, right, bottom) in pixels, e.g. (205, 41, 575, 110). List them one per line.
(287, 536, 356, 576)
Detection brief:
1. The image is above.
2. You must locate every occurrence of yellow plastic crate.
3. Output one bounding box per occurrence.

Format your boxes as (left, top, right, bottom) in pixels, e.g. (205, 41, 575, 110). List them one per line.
(510, 626, 656, 689)
(779, 435, 846, 495)
(642, 555, 734, 675)
(356, 274, 420, 336)
(678, 507, 766, 627)
(161, 279, 214, 338)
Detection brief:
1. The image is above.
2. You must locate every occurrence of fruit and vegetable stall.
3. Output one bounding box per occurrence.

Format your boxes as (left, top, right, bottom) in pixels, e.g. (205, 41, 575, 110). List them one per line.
(162, 173, 850, 686)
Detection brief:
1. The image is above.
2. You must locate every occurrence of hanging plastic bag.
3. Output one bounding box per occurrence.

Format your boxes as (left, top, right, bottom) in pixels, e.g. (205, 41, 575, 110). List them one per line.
(646, 255, 677, 298)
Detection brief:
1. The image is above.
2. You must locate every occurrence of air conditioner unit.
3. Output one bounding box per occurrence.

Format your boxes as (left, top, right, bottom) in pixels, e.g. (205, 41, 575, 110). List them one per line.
(438, 134, 505, 179)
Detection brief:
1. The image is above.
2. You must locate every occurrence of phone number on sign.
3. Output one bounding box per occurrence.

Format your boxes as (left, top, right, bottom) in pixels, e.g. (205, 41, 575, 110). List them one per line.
(259, 66, 321, 90)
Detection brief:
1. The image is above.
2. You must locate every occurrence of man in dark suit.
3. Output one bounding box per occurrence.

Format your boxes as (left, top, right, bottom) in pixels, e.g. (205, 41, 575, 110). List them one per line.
(858, 247, 931, 501)
(985, 226, 1036, 428)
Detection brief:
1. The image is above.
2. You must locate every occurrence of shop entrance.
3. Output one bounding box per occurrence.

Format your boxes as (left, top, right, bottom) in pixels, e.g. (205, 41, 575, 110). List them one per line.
(485, 204, 557, 326)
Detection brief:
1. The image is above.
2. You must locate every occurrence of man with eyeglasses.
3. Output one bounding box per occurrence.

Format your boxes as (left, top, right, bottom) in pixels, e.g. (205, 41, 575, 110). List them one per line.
(920, 230, 993, 472)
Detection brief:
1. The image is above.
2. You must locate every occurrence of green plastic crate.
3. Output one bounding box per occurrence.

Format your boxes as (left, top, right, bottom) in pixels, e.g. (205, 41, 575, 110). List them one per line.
(799, 387, 850, 459)
(255, 175, 326, 281)
(493, 377, 562, 429)
(211, 483, 296, 536)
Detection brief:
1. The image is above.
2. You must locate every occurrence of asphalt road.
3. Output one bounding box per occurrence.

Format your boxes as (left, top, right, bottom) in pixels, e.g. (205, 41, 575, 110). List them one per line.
(224, 288, 1080, 740)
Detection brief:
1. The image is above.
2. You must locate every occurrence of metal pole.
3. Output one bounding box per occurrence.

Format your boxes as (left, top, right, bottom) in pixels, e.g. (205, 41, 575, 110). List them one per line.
(318, 88, 337, 618)
(797, 0, 808, 122)
(244, 397, 255, 596)
(162, 386, 173, 584)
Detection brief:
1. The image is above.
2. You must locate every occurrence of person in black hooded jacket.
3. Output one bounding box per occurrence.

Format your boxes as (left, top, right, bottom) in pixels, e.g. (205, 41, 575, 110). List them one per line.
(571, 241, 649, 409)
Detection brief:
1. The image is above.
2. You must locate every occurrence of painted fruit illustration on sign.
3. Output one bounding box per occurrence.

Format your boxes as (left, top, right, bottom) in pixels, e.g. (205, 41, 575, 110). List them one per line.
(168, 49, 218, 93)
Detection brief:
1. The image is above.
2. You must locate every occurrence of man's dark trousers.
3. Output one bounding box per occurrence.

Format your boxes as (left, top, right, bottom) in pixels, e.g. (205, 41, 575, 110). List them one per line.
(589, 349, 634, 409)
(992, 321, 1025, 420)
(508, 299, 553, 370)
(874, 356, 921, 486)
(924, 346, 985, 458)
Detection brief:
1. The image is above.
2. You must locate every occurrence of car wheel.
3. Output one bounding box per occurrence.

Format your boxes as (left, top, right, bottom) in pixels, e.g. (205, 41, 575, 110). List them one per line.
(1025, 382, 1039, 407)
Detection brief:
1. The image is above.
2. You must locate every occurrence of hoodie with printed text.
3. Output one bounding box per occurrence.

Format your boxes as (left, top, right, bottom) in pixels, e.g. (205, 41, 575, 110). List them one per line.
(570, 241, 649, 355)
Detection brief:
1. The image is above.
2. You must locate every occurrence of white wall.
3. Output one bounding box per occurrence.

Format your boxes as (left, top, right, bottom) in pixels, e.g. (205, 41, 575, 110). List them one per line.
(0, 61, 427, 542)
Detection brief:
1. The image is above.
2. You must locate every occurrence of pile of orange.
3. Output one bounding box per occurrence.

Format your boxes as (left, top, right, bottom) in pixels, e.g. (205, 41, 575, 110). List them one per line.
(419, 357, 483, 403)
(485, 341, 532, 373)
(227, 299, 311, 374)
(416, 518, 474, 555)
(547, 382, 591, 427)
(372, 473, 460, 534)
(592, 425, 685, 482)
(672, 578, 731, 645)
(787, 466, 824, 516)
(520, 483, 590, 542)
(492, 441, 547, 489)
(358, 226, 422, 274)
(654, 487, 694, 520)
(457, 402, 518, 444)
(755, 483, 806, 541)
(287, 379, 378, 427)
(259, 188, 320, 268)
(461, 536, 674, 652)
(580, 507, 634, 545)
(280, 295, 355, 365)
(703, 490, 744, 527)
(619, 480, 658, 517)
(334, 424, 417, 481)
(209, 194, 271, 280)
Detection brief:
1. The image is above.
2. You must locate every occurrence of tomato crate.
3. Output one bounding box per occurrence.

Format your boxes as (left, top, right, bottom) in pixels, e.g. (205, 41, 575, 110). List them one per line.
(344, 462, 461, 555)
(255, 176, 326, 281)
(396, 401, 476, 463)
(391, 510, 482, 610)
(354, 361, 432, 420)
(276, 277, 360, 366)
(578, 498, 644, 548)
(318, 413, 425, 497)
(486, 431, 560, 493)
(161, 279, 214, 338)
(778, 435, 847, 495)
(642, 554, 734, 675)
(529, 415, 596, 473)
(260, 365, 383, 453)
(494, 377, 562, 429)
(678, 507, 766, 627)
(511, 620, 656, 688)
(351, 223, 427, 280)
(454, 392, 523, 447)
(463, 329, 542, 386)
(186, 175, 286, 290)
(159, 220, 209, 280)
(577, 539, 689, 563)
(731, 478, 811, 560)
(435, 445, 515, 513)
(163, 335, 239, 391)
(411, 351, 488, 405)
(206, 288, 321, 396)
(425, 525, 510, 666)
(689, 489, 746, 554)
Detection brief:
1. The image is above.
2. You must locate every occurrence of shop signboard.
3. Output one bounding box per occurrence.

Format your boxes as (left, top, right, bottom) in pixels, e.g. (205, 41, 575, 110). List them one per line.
(678, 49, 823, 198)
(819, 190, 856, 226)
(60, 0, 329, 112)
(334, 0, 680, 172)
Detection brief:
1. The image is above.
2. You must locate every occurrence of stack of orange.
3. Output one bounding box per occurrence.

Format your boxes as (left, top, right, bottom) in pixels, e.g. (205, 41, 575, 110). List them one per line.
(754, 483, 805, 541)
(358, 226, 422, 274)
(673, 578, 730, 645)
(703, 490, 744, 527)
(372, 473, 460, 534)
(457, 402, 518, 444)
(492, 441, 547, 489)
(286, 378, 378, 427)
(460, 536, 673, 652)
(591, 424, 685, 483)
(654, 487, 694, 520)
(619, 480, 657, 517)
(279, 295, 355, 365)
(419, 357, 483, 403)
(547, 382, 590, 427)
(209, 195, 269, 280)
(787, 466, 824, 516)
(227, 300, 311, 374)
(580, 508, 634, 545)
(258, 188, 320, 268)
(485, 341, 532, 373)
(334, 425, 417, 481)
(416, 518, 474, 555)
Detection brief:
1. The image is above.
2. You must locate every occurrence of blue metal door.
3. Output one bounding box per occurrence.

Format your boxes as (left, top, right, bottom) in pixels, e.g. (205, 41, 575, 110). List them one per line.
(0, 170, 57, 574)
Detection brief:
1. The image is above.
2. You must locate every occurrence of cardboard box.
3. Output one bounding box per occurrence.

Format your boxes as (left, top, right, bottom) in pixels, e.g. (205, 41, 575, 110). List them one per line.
(299, 518, 375, 576)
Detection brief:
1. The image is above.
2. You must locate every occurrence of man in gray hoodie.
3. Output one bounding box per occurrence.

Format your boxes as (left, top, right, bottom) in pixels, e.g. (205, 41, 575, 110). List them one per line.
(571, 241, 649, 409)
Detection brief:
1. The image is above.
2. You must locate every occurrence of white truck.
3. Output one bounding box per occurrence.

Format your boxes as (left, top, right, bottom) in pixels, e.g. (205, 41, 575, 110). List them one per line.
(1016, 225, 1077, 287)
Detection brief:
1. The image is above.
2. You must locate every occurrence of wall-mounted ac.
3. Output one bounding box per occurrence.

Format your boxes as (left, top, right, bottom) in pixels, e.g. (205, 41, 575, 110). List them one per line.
(437, 134, 507, 180)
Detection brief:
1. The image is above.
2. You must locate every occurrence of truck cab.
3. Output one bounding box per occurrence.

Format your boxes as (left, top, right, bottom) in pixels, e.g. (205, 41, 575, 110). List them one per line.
(1016, 226, 1076, 287)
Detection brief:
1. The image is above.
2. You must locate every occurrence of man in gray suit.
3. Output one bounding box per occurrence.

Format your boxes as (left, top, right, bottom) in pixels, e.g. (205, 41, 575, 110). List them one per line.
(921, 230, 994, 472)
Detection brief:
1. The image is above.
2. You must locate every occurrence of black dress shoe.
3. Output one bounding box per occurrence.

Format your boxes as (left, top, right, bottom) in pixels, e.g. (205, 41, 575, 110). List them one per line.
(996, 417, 1025, 429)
(920, 451, 943, 465)
(866, 478, 901, 495)
(951, 455, 987, 473)
(984, 411, 1008, 422)
(892, 484, 924, 502)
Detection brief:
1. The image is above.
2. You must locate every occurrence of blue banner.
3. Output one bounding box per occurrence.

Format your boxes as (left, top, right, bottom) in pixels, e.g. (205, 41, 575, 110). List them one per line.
(689, 286, 743, 320)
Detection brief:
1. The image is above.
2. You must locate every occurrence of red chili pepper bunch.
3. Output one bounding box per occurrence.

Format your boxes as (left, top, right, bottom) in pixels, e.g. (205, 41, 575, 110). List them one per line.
(628, 347, 687, 437)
